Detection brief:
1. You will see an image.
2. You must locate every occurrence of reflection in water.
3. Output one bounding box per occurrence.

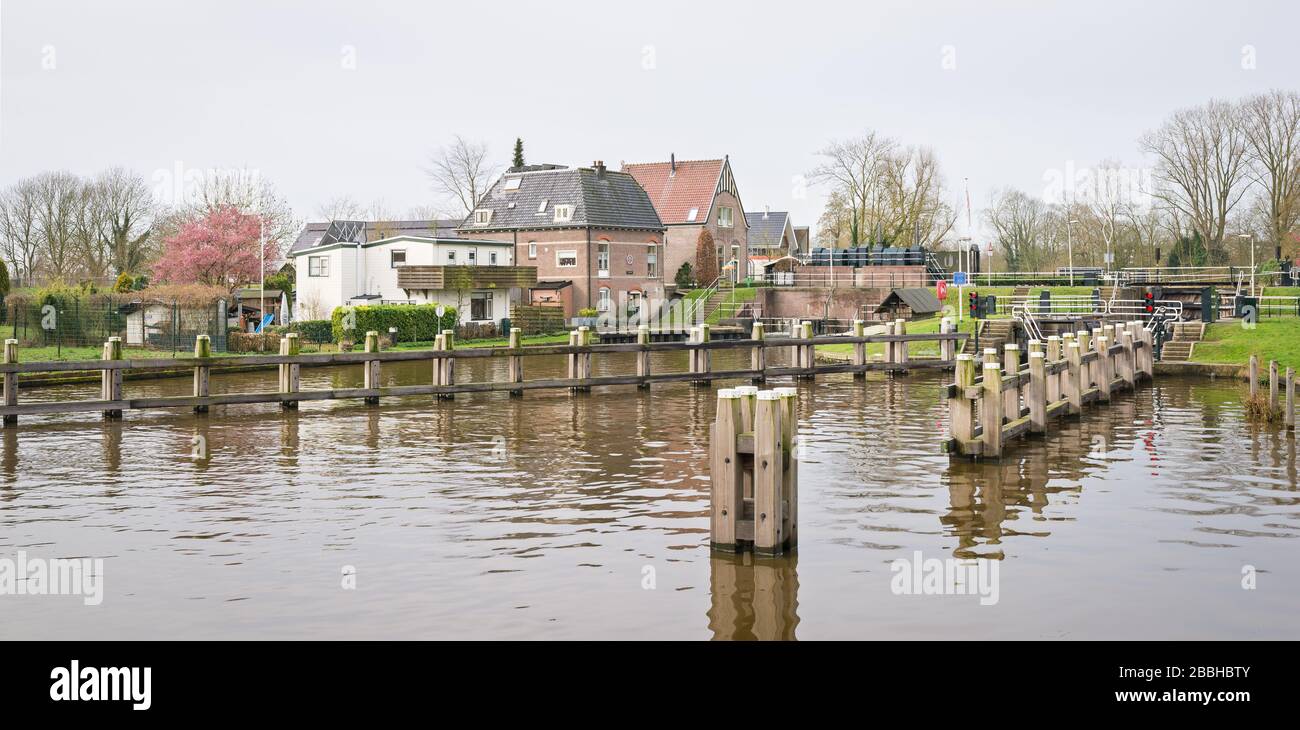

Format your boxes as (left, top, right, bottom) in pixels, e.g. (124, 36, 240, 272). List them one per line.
(0, 352, 1298, 640)
(707, 553, 799, 640)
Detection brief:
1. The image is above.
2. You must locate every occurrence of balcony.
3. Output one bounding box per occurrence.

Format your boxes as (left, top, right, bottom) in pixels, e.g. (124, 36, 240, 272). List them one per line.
(396, 265, 538, 291)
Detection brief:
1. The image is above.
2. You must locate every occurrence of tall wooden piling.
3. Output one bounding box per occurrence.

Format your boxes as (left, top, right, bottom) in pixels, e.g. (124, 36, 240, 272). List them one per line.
(788, 319, 801, 368)
(1249, 355, 1259, 398)
(950, 354, 976, 449)
(895, 319, 909, 369)
(101, 337, 123, 420)
(363, 331, 380, 405)
(939, 317, 955, 361)
(193, 334, 212, 414)
(440, 329, 457, 398)
(980, 361, 1004, 457)
(710, 389, 743, 550)
(1287, 367, 1296, 430)
(1270, 360, 1279, 413)
(1095, 335, 1112, 402)
(1119, 330, 1136, 388)
(281, 333, 300, 410)
(635, 325, 651, 390)
(1075, 329, 1091, 387)
(1028, 350, 1047, 434)
(852, 319, 866, 378)
(750, 322, 766, 384)
(753, 391, 785, 555)
(798, 321, 815, 380)
(508, 327, 525, 396)
(1065, 341, 1083, 415)
(3, 339, 17, 426)
(1003, 343, 1020, 420)
(690, 324, 712, 386)
(1046, 335, 1062, 404)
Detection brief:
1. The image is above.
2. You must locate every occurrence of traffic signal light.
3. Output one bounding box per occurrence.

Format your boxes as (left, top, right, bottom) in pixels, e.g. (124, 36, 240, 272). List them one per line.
(1144, 291, 1155, 314)
(969, 291, 980, 319)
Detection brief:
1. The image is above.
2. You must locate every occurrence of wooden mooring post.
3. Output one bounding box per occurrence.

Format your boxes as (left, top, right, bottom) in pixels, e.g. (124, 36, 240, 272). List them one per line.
(1287, 367, 1296, 430)
(944, 319, 1153, 459)
(3, 339, 17, 426)
(690, 324, 711, 386)
(101, 337, 123, 420)
(193, 334, 212, 414)
(363, 331, 381, 405)
(278, 333, 301, 410)
(435, 329, 456, 399)
(508, 327, 525, 396)
(750, 322, 766, 384)
(710, 387, 797, 556)
(852, 319, 867, 378)
(1269, 360, 1279, 413)
(1249, 355, 1259, 398)
(797, 321, 815, 380)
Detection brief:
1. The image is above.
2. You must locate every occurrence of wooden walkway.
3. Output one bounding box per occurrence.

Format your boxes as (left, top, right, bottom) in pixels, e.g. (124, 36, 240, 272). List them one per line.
(0, 322, 966, 424)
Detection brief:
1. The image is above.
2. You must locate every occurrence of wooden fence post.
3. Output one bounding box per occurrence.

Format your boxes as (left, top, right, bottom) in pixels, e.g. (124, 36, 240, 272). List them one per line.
(980, 361, 1004, 458)
(102, 337, 123, 420)
(1270, 360, 1280, 414)
(775, 386, 799, 549)
(710, 389, 743, 551)
(3, 339, 17, 426)
(798, 321, 815, 380)
(1003, 343, 1020, 420)
(1066, 341, 1083, 415)
(1028, 351, 1047, 434)
(940, 317, 954, 361)
(950, 354, 976, 452)
(852, 319, 866, 378)
(193, 334, 211, 414)
(1095, 335, 1112, 402)
(1287, 367, 1296, 430)
(750, 321, 766, 383)
(508, 327, 524, 397)
(1249, 354, 1259, 398)
(753, 391, 785, 554)
(363, 331, 380, 405)
(1046, 335, 1061, 404)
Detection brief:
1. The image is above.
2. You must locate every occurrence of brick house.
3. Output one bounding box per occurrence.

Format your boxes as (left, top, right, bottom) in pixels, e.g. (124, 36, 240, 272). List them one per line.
(622, 155, 749, 288)
(457, 162, 665, 319)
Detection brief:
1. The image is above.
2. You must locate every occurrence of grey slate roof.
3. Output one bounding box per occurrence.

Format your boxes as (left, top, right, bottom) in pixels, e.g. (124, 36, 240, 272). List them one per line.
(289, 219, 461, 254)
(881, 288, 942, 315)
(457, 166, 663, 232)
(745, 211, 791, 248)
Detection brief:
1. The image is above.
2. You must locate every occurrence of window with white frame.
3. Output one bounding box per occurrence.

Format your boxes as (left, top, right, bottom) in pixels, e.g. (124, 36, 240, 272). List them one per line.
(528, 241, 537, 259)
(467, 249, 476, 263)
(503, 177, 522, 191)
(390, 249, 406, 268)
(597, 242, 609, 277)
(470, 292, 492, 321)
(556, 250, 577, 268)
(553, 205, 574, 223)
(597, 287, 611, 312)
(447, 250, 457, 263)
(308, 256, 329, 277)
(718, 206, 734, 228)
(473, 209, 493, 225)
(490, 251, 498, 265)
(646, 245, 657, 277)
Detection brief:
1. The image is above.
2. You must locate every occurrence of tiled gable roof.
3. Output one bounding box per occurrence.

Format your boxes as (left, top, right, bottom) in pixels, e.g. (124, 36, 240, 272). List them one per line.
(458, 166, 662, 231)
(621, 159, 725, 225)
(745, 211, 791, 248)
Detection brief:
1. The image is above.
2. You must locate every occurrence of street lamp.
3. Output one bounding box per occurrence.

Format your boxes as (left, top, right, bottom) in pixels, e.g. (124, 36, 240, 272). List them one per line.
(1066, 219, 1079, 286)
(957, 236, 972, 322)
(1238, 233, 1255, 293)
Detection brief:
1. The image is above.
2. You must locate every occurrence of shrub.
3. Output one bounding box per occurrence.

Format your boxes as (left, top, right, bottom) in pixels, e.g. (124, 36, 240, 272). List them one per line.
(675, 262, 694, 289)
(290, 319, 333, 344)
(577, 307, 598, 318)
(113, 273, 135, 293)
(330, 304, 458, 343)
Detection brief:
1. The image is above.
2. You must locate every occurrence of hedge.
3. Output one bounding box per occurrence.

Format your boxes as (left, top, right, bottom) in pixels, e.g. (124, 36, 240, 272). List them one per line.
(289, 319, 332, 344)
(330, 304, 458, 343)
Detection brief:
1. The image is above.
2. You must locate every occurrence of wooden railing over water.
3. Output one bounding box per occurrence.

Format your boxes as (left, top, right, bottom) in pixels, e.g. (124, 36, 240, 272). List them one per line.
(943, 320, 1154, 459)
(0, 320, 966, 424)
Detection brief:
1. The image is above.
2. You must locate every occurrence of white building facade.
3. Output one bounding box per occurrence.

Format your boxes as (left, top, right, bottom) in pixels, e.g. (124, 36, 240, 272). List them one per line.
(291, 235, 523, 323)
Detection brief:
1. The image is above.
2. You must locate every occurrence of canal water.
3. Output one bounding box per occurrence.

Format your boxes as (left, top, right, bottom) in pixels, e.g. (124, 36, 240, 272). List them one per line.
(1, 349, 1296, 640)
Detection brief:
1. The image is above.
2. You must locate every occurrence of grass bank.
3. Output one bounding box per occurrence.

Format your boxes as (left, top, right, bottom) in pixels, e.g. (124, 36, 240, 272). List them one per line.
(1190, 321, 1300, 367)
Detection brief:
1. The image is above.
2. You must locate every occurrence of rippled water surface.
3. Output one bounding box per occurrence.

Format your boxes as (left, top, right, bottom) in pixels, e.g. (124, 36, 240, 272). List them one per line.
(1, 350, 1296, 639)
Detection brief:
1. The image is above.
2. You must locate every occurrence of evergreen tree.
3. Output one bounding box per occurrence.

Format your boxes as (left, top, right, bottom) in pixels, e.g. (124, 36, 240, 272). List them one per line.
(694, 229, 719, 286)
(512, 138, 525, 169)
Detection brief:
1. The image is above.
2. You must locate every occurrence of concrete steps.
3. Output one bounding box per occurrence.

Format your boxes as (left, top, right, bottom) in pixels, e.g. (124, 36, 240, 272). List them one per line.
(1161, 321, 1205, 362)
(962, 319, 1016, 355)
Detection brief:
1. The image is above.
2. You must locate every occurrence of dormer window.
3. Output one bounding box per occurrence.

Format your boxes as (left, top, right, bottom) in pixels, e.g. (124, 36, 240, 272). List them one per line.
(503, 177, 522, 191)
(553, 205, 574, 223)
(687, 208, 699, 222)
(473, 209, 493, 226)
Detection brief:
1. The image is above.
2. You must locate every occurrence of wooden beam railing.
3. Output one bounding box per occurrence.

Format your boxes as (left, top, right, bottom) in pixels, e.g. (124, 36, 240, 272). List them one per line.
(0, 322, 967, 423)
(944, 320, 1154, 458)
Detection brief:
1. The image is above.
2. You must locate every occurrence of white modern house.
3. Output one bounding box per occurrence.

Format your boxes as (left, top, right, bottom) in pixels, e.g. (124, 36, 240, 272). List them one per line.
(290, 223, 536, 324)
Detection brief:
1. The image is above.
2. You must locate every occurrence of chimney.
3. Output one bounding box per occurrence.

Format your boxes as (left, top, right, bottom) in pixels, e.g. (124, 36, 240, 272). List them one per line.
(764, 205, 770, 220)
(593, 160, 606, 178)
(670, 153, 676, 175)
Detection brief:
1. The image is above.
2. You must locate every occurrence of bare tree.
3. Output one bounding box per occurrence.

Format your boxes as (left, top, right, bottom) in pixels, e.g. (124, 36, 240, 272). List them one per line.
(316, 195, 365, 221)
(984, 188, 1059, 271)
(426, 136, 500, 216)
(815, 190, 852, 248)
(33, 171, 83, 281)
(808, 131, 895, 247)
(0, 178, 44, 282)
(1140, 99, 1251, 263)
(881, 145, 957, 247)
(1240, 89, 1300, 257)
(97, 167, 156, 276)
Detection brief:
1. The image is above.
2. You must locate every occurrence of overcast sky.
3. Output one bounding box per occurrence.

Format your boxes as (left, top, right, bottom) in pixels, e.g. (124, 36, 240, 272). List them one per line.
(1, 0, 1296, 243)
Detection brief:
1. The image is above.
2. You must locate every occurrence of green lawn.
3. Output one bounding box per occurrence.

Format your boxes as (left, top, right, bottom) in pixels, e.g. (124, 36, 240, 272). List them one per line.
(1190, 321, 1300, 367)
(815, 315, 983, 359)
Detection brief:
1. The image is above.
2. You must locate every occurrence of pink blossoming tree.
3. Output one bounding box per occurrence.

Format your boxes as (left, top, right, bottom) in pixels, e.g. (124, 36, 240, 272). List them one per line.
(151, 205, 281, 293)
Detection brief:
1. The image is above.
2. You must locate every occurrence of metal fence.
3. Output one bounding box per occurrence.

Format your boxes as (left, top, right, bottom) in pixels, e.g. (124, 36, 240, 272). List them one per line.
(2, 298, 228, 355)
